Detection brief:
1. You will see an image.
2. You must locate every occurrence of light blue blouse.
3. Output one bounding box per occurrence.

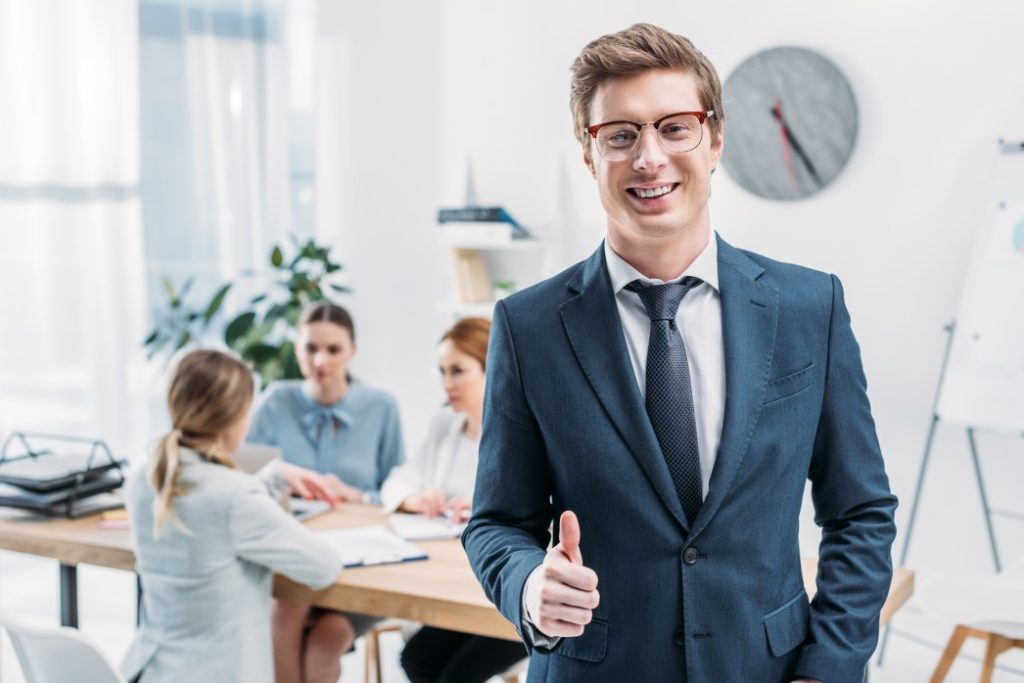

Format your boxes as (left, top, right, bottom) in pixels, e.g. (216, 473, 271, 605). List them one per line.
(247, 379, 405, 502)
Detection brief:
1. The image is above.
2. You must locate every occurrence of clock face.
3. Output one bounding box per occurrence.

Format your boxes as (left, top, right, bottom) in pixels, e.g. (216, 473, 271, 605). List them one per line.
(721, 47, 858, 201)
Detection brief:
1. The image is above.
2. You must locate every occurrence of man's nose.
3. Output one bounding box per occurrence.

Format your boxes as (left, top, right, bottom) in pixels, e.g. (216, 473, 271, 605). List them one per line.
(632, 125, 667, 171)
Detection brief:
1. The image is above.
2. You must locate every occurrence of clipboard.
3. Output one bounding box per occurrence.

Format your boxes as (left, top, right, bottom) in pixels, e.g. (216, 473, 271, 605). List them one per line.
(314, 525, 428, 568)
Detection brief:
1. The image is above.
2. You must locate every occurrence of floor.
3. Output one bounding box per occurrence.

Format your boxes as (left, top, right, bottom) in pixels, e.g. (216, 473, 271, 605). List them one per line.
(1, 550, 1022, 682)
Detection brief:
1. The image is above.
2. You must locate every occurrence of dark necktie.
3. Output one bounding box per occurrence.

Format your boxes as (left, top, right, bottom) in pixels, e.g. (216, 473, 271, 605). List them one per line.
(627, 277, 704, 525)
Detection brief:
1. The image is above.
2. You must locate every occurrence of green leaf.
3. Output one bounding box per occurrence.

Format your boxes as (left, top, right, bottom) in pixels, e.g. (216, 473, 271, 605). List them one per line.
(329, 283, 349, 293)
(174, 331, 192, 351)
(250, 293, 268, 305)
(270, 246, 284, 268)
(281, 343, 302, 379)
(204, 283, 232, 324)
(284, 303, 302, 327)
(162, 278, 176, 301)
(225, 312, 256, 347)
(246, 343, 279, 365)
(143, 329, 159, 346)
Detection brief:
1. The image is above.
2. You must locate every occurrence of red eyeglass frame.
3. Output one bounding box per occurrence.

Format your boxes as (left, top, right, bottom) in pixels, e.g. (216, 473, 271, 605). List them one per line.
(586, 110, 715, 139)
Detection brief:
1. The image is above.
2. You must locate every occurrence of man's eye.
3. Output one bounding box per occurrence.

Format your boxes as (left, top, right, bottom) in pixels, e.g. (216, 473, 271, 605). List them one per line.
(604, 129, 638, 147)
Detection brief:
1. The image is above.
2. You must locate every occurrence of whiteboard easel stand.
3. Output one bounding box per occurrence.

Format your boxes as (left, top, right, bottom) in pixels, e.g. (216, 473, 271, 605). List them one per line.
(877, 320, 1008, 665)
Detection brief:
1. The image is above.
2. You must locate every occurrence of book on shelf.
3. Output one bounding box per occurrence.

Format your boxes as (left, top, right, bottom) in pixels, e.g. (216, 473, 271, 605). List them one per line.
(437, 206, 530, 239)
(448, 249, 493, 304)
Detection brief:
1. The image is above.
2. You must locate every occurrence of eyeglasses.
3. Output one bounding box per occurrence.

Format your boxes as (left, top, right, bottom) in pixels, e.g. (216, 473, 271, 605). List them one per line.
(586, 110, 714, 161)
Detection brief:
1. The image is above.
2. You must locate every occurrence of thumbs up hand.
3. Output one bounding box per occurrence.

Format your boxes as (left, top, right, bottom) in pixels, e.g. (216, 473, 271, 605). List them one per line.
(523, 511, 601, 638)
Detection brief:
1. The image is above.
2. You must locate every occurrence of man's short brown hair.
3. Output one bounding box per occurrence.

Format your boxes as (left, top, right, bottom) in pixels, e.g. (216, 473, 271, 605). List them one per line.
(569, 23, 724, 149)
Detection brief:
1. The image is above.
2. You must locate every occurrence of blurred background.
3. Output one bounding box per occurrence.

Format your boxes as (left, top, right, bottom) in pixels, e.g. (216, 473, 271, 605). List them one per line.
(0, 0, 1022, 680)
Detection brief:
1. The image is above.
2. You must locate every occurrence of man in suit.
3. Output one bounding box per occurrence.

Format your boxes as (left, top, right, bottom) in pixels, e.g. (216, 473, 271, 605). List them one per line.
(462, 23, 898, 683)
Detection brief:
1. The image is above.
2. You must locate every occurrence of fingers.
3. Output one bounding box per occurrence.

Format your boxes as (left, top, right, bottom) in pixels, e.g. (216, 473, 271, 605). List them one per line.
(421, 489, 445, 517)
(544, 548, 599, 593)
(524, 548, 601, 639)
(536, 617, 586, 638)
(558, 510, 582, 564)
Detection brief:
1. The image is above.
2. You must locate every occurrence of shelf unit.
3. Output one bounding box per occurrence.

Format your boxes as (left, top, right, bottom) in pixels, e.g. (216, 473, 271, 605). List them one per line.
(437, 232, 551, 319)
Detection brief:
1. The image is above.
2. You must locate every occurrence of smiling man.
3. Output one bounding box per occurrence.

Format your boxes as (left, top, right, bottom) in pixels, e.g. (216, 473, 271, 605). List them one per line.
(463, 23, 897, 682)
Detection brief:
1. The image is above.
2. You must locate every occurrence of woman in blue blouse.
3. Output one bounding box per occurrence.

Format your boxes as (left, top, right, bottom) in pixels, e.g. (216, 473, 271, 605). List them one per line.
(248, 301, 404, 683)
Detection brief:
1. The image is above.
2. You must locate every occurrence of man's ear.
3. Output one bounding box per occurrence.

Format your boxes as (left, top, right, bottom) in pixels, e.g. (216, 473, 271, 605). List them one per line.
(709, 124, 724, 173)
(583, 150, 596, 178)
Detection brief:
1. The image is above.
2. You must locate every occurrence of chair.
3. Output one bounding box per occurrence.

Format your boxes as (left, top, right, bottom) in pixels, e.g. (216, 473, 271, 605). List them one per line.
(363, 620, 525, 683)
(0, 611, 126, 683)
(920, 556, 1024, 683)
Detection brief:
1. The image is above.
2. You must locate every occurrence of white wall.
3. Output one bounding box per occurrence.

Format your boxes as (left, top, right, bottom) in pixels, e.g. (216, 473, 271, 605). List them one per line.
(322, 0, 1024, 581)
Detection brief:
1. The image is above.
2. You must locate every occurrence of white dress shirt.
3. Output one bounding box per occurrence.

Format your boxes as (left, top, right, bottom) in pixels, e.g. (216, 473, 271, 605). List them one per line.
(603, 235, 726, 499)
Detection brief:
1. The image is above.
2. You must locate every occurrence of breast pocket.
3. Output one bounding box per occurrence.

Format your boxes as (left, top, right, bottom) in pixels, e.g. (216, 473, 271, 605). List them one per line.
(762, 362, 815, 406)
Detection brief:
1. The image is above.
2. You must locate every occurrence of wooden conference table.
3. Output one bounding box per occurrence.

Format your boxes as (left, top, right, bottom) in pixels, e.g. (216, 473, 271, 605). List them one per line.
(0, 503, 913, 641)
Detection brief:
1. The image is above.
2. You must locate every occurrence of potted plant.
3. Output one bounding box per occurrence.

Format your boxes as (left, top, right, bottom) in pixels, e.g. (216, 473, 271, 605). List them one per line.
(143, 237, 349, 387)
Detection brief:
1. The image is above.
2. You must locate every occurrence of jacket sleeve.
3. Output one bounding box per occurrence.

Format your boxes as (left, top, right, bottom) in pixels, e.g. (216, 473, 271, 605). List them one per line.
(462, 300, 551, 645)
(229, 484, 343, 590)
(793, 274, 898, 683)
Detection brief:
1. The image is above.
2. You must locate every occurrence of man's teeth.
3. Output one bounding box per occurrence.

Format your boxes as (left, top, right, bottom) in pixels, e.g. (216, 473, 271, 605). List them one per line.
(635, 185, 673, 198)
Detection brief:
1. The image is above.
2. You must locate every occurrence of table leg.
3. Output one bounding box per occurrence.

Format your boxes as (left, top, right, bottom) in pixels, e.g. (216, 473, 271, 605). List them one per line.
(59, 563, 78, 628)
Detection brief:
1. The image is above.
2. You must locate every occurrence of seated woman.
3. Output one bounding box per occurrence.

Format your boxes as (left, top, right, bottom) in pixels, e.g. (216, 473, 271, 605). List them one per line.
(381, 317, 527, 683)
(122, 349, 344, 683)
(247, 301, 405, 683)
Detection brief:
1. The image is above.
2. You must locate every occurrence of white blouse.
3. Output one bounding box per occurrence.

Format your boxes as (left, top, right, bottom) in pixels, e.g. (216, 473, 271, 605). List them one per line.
(380, 408, 479, 512)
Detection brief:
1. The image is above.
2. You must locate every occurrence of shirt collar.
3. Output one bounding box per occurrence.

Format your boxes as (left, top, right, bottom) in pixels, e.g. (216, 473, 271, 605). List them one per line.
(299, 380, 357, 428)
(604, 231, 720, 294)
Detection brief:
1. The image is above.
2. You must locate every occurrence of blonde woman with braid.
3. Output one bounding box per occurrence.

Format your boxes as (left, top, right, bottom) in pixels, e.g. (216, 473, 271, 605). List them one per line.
(121, 350, 344, 683)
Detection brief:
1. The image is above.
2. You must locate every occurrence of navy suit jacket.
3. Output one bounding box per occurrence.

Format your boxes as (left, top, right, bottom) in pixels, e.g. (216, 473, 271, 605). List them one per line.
(463, 236, 898, 683)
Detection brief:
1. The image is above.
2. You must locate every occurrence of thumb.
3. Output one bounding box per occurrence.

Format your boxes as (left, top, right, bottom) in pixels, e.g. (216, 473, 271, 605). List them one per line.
(558, 510, 583, 565)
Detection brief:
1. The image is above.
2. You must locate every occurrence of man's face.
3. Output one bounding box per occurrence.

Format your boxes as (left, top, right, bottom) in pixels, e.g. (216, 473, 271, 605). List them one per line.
(584, 69, 723, 247)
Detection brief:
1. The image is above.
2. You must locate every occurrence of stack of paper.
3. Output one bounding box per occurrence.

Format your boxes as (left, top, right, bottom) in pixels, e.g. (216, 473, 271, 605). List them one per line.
(388, 513, 466, 541)
(315, 526, 428, 568)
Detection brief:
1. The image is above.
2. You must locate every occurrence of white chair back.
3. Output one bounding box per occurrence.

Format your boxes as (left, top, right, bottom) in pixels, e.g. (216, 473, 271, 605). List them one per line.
(0, 611, 125, 683)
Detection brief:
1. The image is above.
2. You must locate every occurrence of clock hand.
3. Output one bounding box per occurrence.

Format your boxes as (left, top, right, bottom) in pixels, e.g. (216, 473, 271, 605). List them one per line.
(771, 101, 798, 190)
(770, 102, 824, 188)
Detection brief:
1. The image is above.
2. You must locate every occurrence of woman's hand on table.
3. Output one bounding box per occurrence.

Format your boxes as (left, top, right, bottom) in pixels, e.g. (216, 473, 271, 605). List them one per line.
(279, 463, 361, 504)
(400, 488, 446, 517)
(444, 496, 472, 523)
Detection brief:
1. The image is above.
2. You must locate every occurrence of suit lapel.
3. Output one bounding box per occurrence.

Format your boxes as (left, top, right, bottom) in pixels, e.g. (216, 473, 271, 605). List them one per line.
(559, 245, 690, 533)
(689, 235, 779, 539)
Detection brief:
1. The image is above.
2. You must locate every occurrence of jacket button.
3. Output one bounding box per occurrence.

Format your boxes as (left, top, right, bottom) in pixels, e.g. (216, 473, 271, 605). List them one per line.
(683, 547, 699, 565)
(674, 627, 685, 645)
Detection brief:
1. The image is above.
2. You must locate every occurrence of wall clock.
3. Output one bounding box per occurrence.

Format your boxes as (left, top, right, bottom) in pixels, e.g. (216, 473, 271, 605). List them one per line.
(720, 46, 858, 201)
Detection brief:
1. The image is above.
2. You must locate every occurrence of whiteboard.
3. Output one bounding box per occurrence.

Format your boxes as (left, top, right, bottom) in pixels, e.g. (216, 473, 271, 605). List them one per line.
(937, 142, 1024, 433)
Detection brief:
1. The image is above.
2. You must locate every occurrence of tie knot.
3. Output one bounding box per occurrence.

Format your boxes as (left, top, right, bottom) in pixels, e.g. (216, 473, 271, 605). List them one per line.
(627, 277, 702, 321)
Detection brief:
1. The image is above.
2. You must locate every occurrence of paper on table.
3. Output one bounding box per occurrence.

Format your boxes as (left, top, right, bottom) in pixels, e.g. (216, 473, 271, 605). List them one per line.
(388, 512, 466, 541)
(315, 526, 428, 568)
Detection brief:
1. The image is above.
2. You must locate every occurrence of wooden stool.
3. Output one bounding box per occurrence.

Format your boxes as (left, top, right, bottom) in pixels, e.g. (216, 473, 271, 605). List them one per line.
(930, 624, 1024, 683)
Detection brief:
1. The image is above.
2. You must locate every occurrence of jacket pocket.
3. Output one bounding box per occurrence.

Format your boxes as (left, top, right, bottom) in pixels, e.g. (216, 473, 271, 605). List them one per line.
(555, 617, 608, 663)
(763, 590, 809, 657)
(762, 362, 815, 405)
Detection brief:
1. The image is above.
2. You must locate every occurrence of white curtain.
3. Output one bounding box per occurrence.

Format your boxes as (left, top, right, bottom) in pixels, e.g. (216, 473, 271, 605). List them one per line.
(0, 0, 149, 456)
(0, 0, 304, 459)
